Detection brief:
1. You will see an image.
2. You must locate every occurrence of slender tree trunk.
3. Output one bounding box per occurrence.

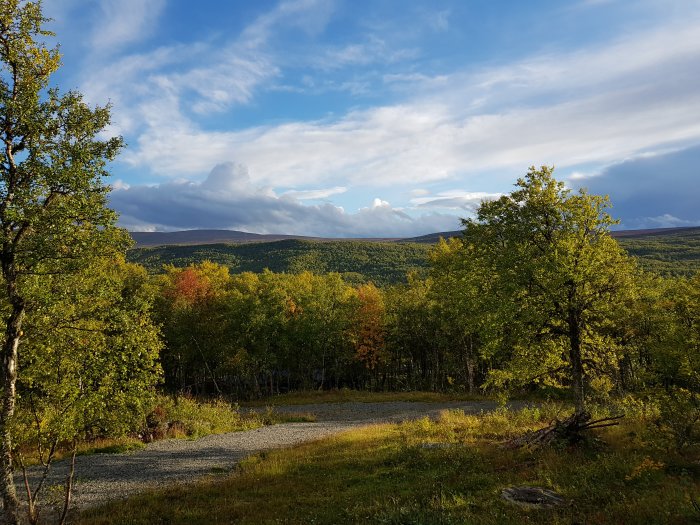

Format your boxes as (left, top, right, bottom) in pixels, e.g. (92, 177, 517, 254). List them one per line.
(58, 441, 78, 525)
(568, 310, 586, 415)
(1, 302, 24, 525)
(465, 334, 475, 394)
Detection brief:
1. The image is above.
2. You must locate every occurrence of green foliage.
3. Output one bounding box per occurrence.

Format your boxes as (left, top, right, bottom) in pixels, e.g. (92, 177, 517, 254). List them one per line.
(639, 273, 700, 451)
(428, 238, 487, 392)
(12, 257, 162, 450)
(650, 389, 700, 452)
(154, 264, 362, 396)
(461, 166, 638, 412)
(0, 3, 160, 521)
(145, 396, 260, 440)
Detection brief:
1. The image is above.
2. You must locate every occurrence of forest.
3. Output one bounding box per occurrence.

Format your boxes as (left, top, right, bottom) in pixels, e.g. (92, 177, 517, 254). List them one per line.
(148, 169, 699, 409)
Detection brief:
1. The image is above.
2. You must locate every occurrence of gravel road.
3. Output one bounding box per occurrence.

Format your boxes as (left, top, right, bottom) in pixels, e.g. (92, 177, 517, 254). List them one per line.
(19, 400, 513, 513)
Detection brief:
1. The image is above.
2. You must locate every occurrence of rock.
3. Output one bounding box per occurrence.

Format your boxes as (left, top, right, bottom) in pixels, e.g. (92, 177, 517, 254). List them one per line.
(501, 486, 565, 508)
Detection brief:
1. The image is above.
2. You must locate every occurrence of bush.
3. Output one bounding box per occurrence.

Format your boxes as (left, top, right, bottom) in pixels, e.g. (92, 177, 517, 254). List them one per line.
(650, 388, 700, 452)
(143, 395, 260, 441)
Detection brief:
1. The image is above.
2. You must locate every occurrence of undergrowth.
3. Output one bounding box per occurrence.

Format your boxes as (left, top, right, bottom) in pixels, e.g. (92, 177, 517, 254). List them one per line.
(19, 395, 316, 466)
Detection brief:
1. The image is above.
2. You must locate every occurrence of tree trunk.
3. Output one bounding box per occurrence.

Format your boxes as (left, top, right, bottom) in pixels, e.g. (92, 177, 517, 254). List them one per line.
(466, 334, 475, 394)
(1, 303, 24, 525)
(568, 310, 586, 415)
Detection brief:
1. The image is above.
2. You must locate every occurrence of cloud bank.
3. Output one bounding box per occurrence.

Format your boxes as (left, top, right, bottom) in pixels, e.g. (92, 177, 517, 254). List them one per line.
(110, 163, 461, 236)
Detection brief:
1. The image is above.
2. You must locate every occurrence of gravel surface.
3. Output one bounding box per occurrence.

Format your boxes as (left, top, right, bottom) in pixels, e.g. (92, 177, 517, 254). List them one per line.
(19, 400, 517, 513)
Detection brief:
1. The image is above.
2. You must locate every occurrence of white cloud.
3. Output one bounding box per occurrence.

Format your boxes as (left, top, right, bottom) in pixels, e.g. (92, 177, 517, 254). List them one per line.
(102, 9, 700, 197)
(567, 171, 599, 181)
(313, 36, 419, 70)
(644, 214, 697, 228)
(411, 191, 502, 211)
(80, 0, 335, 138)
(111, 179, 130, 190)
(91, 0, 166, 52)
(429, 10, 450, 32)
(282, 187, 347, 200)
(240, 0, 335, 46)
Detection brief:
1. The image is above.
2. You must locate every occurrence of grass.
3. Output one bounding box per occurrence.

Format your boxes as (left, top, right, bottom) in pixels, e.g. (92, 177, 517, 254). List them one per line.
(242, 388, 483, 406)
(75, 404, 700, 524)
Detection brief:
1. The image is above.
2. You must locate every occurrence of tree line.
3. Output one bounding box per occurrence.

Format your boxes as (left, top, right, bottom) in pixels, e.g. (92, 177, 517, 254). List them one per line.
(151, 170, 699, 418)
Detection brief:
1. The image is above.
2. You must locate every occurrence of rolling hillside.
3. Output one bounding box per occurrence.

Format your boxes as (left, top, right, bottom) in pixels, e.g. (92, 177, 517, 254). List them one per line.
(615, 227, 700, 277)
(127, 226, 700, 284)
(128, 239, 432, 286)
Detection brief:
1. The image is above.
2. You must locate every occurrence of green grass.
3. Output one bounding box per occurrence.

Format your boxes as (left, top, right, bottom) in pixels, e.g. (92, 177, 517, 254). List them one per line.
(75, 405, 700, 524)
(242, 388, 484, 406)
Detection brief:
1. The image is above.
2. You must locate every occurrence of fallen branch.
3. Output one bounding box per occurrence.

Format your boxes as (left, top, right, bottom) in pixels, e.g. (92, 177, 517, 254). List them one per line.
(506, 411, 624, 449)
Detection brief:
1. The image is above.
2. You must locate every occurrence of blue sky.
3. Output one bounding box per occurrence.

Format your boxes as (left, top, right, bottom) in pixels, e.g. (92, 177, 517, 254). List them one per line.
(46, 0, 700, 236)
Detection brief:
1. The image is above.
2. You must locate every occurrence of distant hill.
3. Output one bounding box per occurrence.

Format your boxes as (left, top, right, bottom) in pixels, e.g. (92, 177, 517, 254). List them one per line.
(611, 226, 700, 238)
(127, 226, 700, 283)
(128, 226, 700, 247)
(130, 230, 317, 247)
(129, 229, 454, 248)
(398, 231, 462, 244)
(128, 239, 431, 286)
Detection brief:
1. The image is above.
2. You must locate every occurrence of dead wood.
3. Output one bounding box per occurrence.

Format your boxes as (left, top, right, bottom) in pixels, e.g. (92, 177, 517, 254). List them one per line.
(506, 412, 624, 448)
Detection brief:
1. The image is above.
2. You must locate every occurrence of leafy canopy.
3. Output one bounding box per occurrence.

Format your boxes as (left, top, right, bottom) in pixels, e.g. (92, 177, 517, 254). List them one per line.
(462, 166, 637, 411)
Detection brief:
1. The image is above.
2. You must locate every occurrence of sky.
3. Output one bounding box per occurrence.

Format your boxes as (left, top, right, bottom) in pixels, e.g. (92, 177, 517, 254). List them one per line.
(44, 0, 700, 236)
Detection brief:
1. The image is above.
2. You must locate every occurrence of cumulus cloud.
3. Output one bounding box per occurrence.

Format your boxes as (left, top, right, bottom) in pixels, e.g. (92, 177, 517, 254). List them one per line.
(571, 145, 700, 228)
(110, 163, 460, 237)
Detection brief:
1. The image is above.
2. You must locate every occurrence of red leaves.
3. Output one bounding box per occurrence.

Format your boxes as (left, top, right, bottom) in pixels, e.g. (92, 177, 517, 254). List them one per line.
(165, 268, 213, 307)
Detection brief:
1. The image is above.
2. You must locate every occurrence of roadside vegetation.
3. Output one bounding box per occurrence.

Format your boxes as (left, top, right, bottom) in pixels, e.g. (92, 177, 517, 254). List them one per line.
(16, 395, 316, 468)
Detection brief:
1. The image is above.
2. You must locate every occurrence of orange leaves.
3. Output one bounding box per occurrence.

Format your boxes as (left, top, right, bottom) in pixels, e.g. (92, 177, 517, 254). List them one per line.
(167, 268, 212, 307)
(286, 298, 302, 319)
(162, 262, 230, 308)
